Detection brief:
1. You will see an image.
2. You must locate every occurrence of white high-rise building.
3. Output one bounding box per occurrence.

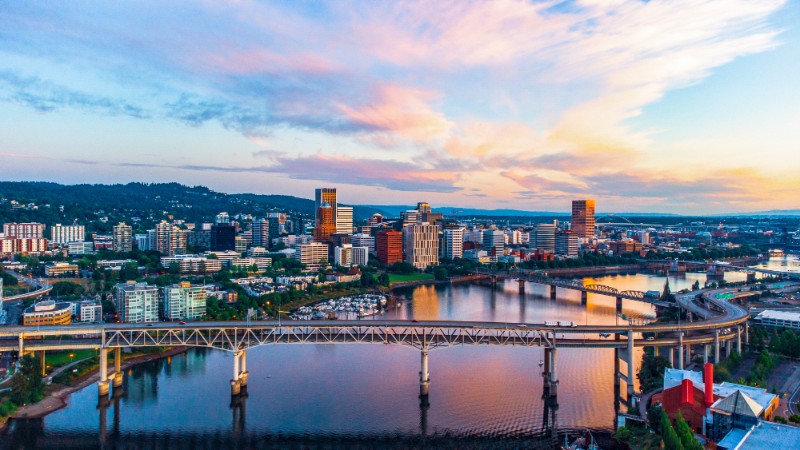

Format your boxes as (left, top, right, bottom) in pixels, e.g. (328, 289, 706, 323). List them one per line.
(4, 223, 45, 239)
(443, 227, 464, 260)
(163, 282, 207, 320)
(336, 206, 354, 235)
(112, 222, 133, 252)
(403, 223, 439, 269)
(115, 282, 158, 323)
(252, 218, 269, 248)
(51, 224, 85, 245)
(352, 246, 369, 267)
(351, 233, 375, 253)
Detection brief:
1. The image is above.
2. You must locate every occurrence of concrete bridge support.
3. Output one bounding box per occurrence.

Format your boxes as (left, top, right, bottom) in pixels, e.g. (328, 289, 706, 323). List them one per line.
(231, 350, 249, 396)
(419, 349, 430, 398)
(112, 347, 123, 389)
(725, 339, 732, 357)
(581, 291, 588, 305)
(98, 348, 109, 397)
(518, 279, 525, 295)
(550, 285, 557, 300)
(677, 333, 684, 370)
(745, 323, 750, 346)
(39, 350, 46, 377)
(703, 344, 709, 364)
(736, 327, 742, 355)
(685, 343, 692, 368)
(616, 296, 623, 314)
(627, 332, 635, 398)
(543, 347, 558, 396)
(714, 329, 720, 364)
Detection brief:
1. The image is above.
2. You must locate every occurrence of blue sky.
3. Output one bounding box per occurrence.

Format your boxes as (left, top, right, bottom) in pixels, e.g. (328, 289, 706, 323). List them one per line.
(1, 0, 797, 213)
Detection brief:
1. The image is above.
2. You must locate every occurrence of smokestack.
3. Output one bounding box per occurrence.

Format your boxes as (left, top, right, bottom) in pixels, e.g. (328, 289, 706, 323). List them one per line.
(704, 363, 714, 407)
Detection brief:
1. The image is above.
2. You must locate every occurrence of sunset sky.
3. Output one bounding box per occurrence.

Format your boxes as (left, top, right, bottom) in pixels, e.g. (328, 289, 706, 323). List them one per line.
(1, 1, 798, 214)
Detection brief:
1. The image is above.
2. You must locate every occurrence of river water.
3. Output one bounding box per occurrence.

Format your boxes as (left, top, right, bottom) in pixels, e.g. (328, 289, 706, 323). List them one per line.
(3, 257, 793, 449)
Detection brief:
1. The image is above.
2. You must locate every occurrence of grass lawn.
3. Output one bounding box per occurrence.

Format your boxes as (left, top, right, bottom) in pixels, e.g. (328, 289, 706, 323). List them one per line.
(45, 349, 98, 368)
(388, 273, 435, 284)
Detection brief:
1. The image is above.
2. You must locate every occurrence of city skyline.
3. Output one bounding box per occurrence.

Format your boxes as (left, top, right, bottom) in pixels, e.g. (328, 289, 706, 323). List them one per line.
(2, 1, 799, 214)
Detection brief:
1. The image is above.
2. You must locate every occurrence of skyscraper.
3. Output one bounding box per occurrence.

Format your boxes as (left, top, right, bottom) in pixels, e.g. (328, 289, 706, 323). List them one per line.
(252, 218, 269, 248)
(533, 223, 556, 252)
(336, 205, 354, 234)
(112, 222, 133, 252)
(403, 223, 439, 269)
(51, 223, 85, 245)
(313, 202, 336, 243)
(155, 221, 187, 256)
(571, 200, 596, 239)
(442, 227, 464, 260)
(376, 230, 403, 265)
(315, 188, 337, 227)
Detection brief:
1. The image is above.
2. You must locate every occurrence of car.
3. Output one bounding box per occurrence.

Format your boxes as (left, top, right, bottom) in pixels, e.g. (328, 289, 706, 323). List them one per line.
(646, 337, 655, 341)
(517, 324, 527, 328)
(179, 321, 186, 325)
(411, 319, 418, 323)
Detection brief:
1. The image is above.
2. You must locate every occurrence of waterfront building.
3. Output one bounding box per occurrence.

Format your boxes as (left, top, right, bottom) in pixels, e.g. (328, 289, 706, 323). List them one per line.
(555, 231, 579, 257)
(3, 222, 45, 239)
(51, 223, 85, 246)
(571, 200, 596, 239)
(482, 229, 505, 262)
(533, 224, 556, 252)
(112, 222, 133, 252)
(336, 206, 354, 234)
(23, 300, 72, 326)
(44, 262, 79, 277)
(403, 223, 439, 269)
(115, 282, 159, 323)
(443, 227, 464, 260)
(79, 300, 102, 323)
(376, 229, 403, 265)
(164, 282, 207, 321)
(294, 242, 329, 270)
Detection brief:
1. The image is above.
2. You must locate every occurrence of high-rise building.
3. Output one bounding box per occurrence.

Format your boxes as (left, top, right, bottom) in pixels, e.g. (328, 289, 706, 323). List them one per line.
(352, 246, 369, 267)
(351, 233, 375, 254)
(533, 224, 556, 252)
(314, 202, 336, 243)
(115, 282, 159, 323)
(571, 200, 596, 239)
(164, 282, 207, 321)
(155, 221, 187, 256)
(210, 223, 236, 251)
(482, 229, 505, 263)
(376, 230, 403, 265)
(555, 231, 579, 257)
(112, 222, 133, 252)
(294, 242, 329, 271)
(3, 223, 45, 239)
(51, 224, 85, 245)
(334, 244, 353, 267)
(252, 218, 269, 248)
(336, 206, 354, 234)
(403, 223, 439, 269)
(315, 188, 337, 226)
(215, 212, 231, 224)
(442, 227, 464, 260)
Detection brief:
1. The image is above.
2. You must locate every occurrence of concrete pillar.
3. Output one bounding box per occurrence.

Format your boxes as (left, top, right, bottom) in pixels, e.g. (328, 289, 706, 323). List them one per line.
(239, 350, 249, 386)
(419, 350, 430, 398)
(627, 331, 635, 397)
(703, 344, 709, 364)
(543, 348, 551, 377)
(745, 323, 749, 345)
(580, 291, 588, 305)
(231, 351, 241, 396)
(668, 347, 674, 368)
(113, 347, 123, 388)
(613, 348, 620, 388)
(616, 297, 623, 314)
(518, 279, 525, 295)
(714, 329, 720, 364)
(40, 350, 46, 377)
(726, 339, 732, 356)
(685, 343, 691, 367)
(18, 335, 23, 359)
(550, 285, 557, 300)
(677, 333, 684, 370)
(549, 348, 558, 384)
(736, 327, 742, 355)
(98, 348, 109, 396)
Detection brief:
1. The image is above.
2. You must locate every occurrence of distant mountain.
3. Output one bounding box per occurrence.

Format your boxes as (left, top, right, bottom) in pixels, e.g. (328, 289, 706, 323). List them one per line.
(361, 204, 567, 218)
(718, 209, 800, 217)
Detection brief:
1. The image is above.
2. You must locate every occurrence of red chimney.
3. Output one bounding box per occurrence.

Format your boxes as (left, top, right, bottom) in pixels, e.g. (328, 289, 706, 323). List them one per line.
(703, 363, 714, 407)
(681, 379, 694, 406)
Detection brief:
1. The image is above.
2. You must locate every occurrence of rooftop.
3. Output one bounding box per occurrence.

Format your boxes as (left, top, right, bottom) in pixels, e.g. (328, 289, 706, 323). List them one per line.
(663, 369, 777, 413)
(755, 309, 800, 322)
(719, 420, 800, 449)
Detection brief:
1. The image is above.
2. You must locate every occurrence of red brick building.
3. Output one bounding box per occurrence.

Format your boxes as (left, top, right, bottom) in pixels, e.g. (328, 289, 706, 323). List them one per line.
(376, 230, 403, 265)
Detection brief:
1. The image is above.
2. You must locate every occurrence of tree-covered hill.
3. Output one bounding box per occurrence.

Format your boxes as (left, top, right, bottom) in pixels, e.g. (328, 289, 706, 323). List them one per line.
(0, 182, 384, 233)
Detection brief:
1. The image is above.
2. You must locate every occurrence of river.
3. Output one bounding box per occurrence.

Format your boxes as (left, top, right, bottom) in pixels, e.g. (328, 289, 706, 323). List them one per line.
(3, 257, 794, 449)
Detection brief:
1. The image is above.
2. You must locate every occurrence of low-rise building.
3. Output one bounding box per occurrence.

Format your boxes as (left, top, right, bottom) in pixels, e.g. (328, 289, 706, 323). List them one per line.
(161, 255, 223, 274)
(79, 300, 102, 323)
(753, 309, 800, 330)
(23, 300, 72, 326)
(44, 262, 79, 277)
(294, 242, 329, 271)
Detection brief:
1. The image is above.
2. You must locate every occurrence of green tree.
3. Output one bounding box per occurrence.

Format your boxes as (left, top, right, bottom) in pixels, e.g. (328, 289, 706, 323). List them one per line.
(674, 412, 702, 450)
(10, 354, 46, 406)
(660, 410, 684, 450)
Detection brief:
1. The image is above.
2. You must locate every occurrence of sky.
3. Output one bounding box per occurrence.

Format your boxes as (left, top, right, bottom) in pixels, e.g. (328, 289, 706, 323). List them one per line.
(1, 0, 798, 214)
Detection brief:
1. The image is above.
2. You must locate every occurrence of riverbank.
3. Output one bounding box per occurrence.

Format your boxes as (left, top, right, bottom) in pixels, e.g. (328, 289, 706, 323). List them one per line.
(544, 264, 643, 278)
(1, 346, 188, 430)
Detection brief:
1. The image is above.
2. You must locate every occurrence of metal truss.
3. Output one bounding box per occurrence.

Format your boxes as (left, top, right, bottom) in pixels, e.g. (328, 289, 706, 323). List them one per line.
(103, 325, 556, 352)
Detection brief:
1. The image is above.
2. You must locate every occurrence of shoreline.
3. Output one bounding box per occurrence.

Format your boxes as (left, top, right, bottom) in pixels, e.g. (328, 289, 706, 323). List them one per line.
(1, 346, 188, 430)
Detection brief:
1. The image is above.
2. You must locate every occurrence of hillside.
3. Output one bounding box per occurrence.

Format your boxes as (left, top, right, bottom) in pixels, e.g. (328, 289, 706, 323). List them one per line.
(0, 182, 384, 233)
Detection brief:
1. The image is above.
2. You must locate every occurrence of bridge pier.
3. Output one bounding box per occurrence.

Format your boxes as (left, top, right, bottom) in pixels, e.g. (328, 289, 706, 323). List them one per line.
(98, 348, 109, 397)
(685, 343, 692, 368)
(736, 327, 742, 355)
(231, 350, 248, 396)
(543, 347, 558, 396)
(616, 296, 623, 314)
(112, 347, 123, 389)
(580, 291, 587, 305)
(703, 344, 709, 364)
(745, 323, 749, 347)
(419, 349, 430, 398)
(518, 279, 525, 295)
(39, 350, 46, 377)
(677, 333, 684, 370)
(714, 329, 720, 364)
(550, 285, 556, 300)
(725, 339, 732, 357)
(627, 331, 635, 398)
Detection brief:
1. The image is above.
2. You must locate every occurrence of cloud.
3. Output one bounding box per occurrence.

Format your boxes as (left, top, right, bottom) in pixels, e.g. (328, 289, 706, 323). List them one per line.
(0, 70, 149, 118)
